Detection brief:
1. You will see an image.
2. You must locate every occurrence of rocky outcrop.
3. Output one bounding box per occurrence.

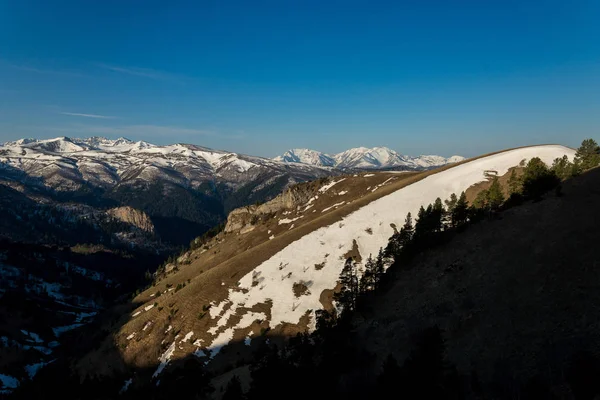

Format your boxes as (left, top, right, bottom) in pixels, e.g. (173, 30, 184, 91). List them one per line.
(107, 206, 155, 234)
(224, 179, 323, 233)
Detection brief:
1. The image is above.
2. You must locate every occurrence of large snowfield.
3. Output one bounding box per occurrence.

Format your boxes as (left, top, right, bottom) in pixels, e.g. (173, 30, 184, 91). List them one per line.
(203, 145, 576, 356)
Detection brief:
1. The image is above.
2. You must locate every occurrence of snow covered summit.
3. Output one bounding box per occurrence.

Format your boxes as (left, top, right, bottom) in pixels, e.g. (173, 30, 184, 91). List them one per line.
(273, 149, 336, 167)
(275, 146, 465, 170)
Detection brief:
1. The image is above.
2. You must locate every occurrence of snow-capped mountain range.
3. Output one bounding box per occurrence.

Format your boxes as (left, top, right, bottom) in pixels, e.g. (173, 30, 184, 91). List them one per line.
(0, 136, 462, 245)
(0, 136, 332, 190)
(274, 147, 465, 170)
(0, 136, 333, 244)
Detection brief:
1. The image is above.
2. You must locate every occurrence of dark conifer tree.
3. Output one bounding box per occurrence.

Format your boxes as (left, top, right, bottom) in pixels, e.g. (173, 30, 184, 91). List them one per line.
(373, 248, 385, 286)
(552, 155, 580, 180)
(486, 177, 505, 211)
(414, 202, 443, 247)
(451, 192, 469, 228)
(472, 189, 488, 210)
(425, 204, 435, 232)
(385, 212, 414, 258)
(522, 157, 560, 200)
(575, 138, 600, 171)
(432, 197, 445, 232)
(445, 193, 458, 213)
(401, 212, 414, 238)
(413, 205, 430, 244)
(359, 250, 384, 293)
(507, 169, 522, 196)
(315, 309, 338, 336)
(444, 193, 458, 225)
(334, 257, 359, 312)
(360, 254, 376, 292)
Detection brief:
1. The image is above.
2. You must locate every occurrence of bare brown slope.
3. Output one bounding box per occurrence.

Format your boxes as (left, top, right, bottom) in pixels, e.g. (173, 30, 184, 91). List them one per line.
(354, 167, 600, 386)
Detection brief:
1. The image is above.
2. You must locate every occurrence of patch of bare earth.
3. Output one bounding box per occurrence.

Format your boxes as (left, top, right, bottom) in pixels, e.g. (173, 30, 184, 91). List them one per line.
(293, 281, 311, 297)
(343, 239, 363, 263)
(319, 284, 341, 312)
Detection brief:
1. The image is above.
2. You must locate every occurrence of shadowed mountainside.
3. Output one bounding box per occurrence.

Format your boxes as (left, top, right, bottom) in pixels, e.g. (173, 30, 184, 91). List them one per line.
(350, 166, 600, 397)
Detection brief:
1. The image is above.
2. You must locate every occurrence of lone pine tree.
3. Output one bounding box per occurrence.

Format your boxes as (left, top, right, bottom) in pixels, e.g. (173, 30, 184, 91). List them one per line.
(575, 138, 600, 171)
(334, 257, 360, 312)
(487, 177, 505, 211)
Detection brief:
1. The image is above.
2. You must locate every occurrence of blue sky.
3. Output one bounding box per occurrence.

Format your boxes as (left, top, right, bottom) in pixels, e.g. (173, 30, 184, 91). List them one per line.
(0, 0, 598, 157)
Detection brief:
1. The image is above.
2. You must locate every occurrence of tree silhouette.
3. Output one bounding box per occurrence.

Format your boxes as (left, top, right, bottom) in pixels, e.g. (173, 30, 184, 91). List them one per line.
(472, 189, 488, 209)
(445, 193, 458, 214)
(374, 248, 385, 285)
(522, 157, 560, 200)
(432, 198, 445, 232)
(385, 212, 414, 258)
(507, 169, 522, 195)
(315, 309, 338, 336)
(360, 254, 377, 292)
(575, 139, 600, 171)
(552, 155, 580, 180)
(334, 258, 360, 313)
(360, 250, 385, 293)
(486, 177, 505, 211)
(451, 192, 469, 228)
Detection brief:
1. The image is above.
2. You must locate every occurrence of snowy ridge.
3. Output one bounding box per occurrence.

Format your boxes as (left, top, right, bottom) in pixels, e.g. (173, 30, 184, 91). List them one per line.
(275, 146, 464, 170)
(0, 136, 332, 192)
(204, 145, 575, 356)
(274, 148, 335, 167)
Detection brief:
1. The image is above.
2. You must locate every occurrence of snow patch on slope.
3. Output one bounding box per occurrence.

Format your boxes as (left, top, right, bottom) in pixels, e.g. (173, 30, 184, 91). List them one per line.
(318, 178, 346, 193)
(152, 335, 179, 378)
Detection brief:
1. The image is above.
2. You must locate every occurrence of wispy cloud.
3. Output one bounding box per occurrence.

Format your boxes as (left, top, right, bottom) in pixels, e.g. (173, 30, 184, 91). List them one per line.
(3, 60, 186, 82)
(96, 63, 184, 81)
(46, 124, 215, 138)
(4, 62, 86, 77)
(60, 112, 117, 119)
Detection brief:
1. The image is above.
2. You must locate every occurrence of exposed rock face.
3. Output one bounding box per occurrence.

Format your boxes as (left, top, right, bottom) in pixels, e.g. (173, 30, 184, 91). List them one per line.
(224, 179, 323, 233)
(107, 206, 155, 234)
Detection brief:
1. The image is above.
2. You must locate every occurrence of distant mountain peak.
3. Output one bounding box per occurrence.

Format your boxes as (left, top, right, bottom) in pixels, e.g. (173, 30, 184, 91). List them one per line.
(274, 146, 464, 170)
(274, 148, 336, 167)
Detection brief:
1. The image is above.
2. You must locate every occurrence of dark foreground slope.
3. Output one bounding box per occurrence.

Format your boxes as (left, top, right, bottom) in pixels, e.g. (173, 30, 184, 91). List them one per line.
(354, 167, 600, 397)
